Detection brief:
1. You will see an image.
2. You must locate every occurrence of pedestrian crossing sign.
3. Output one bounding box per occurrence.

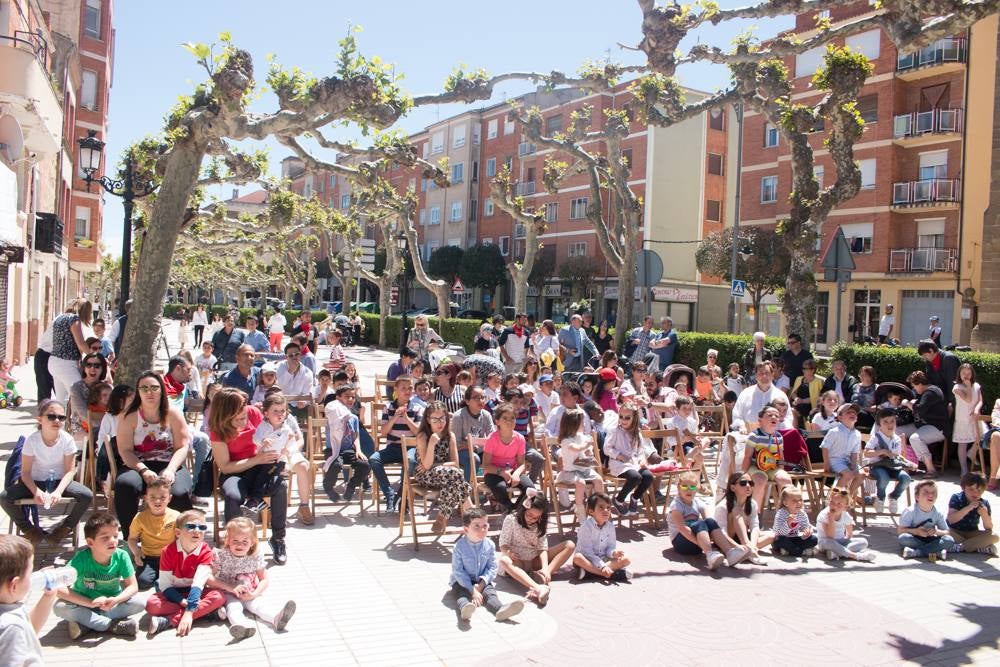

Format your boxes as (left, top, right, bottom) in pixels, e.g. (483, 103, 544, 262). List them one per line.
(731, 280, 747, 298)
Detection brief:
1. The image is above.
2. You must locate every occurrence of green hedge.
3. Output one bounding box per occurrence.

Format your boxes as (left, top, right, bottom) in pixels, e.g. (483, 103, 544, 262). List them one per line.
(359, 313, 483, 353)
(162, 304, 329, 332)
(831, 343, 1000, 407)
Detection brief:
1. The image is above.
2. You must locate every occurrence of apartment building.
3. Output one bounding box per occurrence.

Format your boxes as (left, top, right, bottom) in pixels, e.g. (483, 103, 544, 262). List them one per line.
(738, 2, 996, 348)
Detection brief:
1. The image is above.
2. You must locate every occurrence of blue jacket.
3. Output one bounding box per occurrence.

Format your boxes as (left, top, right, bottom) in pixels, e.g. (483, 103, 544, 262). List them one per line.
(450, 535, 498, 590)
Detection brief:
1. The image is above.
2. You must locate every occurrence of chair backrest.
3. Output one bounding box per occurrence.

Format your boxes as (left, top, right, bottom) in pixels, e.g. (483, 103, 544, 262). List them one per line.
(640, 428, 687, 465)
(467, 436, 487, 485)
(306, 417, 327, 461)
(695, 404, 728, 437)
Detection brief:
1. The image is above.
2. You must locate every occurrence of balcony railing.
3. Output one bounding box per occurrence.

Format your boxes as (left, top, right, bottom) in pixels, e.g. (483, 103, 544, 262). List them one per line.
(893, 108, 962, 138)
(888, 247, 958, 273)
(892, 179, 960, 206)
(897, 38, 966, 71)
(0, 31, 48, 68)
(514, 182, 536, 196)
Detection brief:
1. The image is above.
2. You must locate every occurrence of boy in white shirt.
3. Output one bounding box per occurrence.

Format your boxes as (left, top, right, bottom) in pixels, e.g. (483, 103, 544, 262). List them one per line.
(534, 375, 560, 420)
(821, 403, 862, 498)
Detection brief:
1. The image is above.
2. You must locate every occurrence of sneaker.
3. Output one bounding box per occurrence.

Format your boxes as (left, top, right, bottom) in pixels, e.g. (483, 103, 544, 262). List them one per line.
(948, 543, 964, 554)
(110, 617, 138, 636)
(801, 548, 815, 558)
(344, 484, 357, 503)
(856, 551, 877, 562)
(654, 490, 666, 503)
(296, 504, 314, 525)
(775, 548, 789, 557)
(826, 550, 839, 561)
(274, 600, 296, 631)
(269, 538, 288, 565)
(46, 523, 73, 545)
(495, 599, 524, 622)
(459, 601, 476, 621)
(748, 553, 766, 566)
(327, 491, 343, 502)
(725, 546, 750, 567)
(939, 549, 948, 561)
(240, 501, 262, 522)
(706, 550, 725, 570)
(888, 498, 899, 514)
(612, 500, 629, 515)
(23, 527, 46, 548)
(576, 566, 588, 581)
(67, 620, 83, 640)
(874, 499, 885, 514)
(902, 547, 918, 559)
(384, 492, 398, 513)
(229, 624, 256, 641)
(146, 616, 169, 638)
(979, 545, 999, 557)
(609, 569, 632, 582)
(627, 500, 639, 516)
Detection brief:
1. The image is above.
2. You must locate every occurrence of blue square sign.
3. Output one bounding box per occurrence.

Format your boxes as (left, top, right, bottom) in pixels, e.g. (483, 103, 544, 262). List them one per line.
(731, 280, 747, 298)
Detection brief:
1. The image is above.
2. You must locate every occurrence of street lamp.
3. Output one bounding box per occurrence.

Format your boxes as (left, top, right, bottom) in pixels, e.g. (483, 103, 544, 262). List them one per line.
(395, 230, 410, 352)
(728, 101, 746, 333)
(77, 130, 158, 316)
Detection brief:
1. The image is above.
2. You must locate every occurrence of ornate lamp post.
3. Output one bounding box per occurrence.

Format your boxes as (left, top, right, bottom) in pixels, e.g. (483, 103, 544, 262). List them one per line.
(77, 130, 157, 315)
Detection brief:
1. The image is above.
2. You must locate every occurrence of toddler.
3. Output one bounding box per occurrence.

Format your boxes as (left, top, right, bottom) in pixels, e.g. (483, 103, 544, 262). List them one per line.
(772, 488, 818, 557)
(946, 472, 998, 556)
(898, 480, 957, 560)
(195, 341, 217, 385)
(211, 518, 296, 640)
(255, 393, 313, 524)
(450, 509, 524, 622)
(816, 488, 876, 562)
(572, 492, 631, 581)
(668, 471, 749, 569)
(556, 409, 603, 524)
(498, 490, 575, 606)
(0, 535, 58, 664)
(251, 364, 280, 406)
(127, 478, 179, 590)
(864, 407, 915, 514)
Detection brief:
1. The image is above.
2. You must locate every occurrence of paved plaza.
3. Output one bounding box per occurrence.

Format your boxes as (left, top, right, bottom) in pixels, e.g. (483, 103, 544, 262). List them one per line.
(2, 323, 1000, 666)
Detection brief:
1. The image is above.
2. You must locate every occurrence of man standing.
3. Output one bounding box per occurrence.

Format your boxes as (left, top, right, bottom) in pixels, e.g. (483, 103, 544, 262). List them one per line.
(626, 316, 658, 372)
(928, 316, 943, 348)
(276, 341, 315, 416)
(650, 316, 678, 371)
(918, 340, 961, 406)
(221, 344, 259, 396)
(878, 304, 895, 344)
(498, 313, 530, 375)
(211, 315, 245, 368)
(557, 314, 598, 373)
(242, 316, 270, 353)
(779, 333, 813, 384)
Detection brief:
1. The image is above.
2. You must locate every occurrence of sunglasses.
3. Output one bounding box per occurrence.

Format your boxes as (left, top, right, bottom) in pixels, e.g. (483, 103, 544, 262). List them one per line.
(737, 479, 755, 487)
(44, 413, 68, 422)
(286, 352, 301, 358)
(620, 415, 634, 421)
(84, 362, 103, 369)
(183, 522, 209, 532)
(138, 385, 161, 393)
(679, 484, 698, 491)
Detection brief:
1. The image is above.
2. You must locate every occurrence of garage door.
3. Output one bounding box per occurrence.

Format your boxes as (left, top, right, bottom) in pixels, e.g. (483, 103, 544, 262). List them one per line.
(900, 290, 953, 347)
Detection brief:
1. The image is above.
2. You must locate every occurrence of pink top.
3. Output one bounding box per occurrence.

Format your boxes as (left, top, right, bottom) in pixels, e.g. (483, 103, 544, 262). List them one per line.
(597, 392, 619, 413)
(483, 430, 525, 471)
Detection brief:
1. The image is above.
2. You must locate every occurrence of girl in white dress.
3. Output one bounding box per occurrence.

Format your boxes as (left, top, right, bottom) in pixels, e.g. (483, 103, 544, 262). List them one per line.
(953, 363, 984, 476)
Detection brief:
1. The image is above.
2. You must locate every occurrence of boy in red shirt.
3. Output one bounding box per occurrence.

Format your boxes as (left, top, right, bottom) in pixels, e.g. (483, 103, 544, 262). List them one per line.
(145, 509, 224, 637)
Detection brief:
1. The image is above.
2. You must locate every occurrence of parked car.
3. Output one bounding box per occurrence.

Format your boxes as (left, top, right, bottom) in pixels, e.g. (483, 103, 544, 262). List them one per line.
(457, 309, 491, 321)
(356, 302, 380, 314)
(320, 301, 342, 314)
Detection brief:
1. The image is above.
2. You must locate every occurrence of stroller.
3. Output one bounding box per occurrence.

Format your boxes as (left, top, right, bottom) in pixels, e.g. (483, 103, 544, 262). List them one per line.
(872, 382, 916, 427)
(662, 364, 695, 393)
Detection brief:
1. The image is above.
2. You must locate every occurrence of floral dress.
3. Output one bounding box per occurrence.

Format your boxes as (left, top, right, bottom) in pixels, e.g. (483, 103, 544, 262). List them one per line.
(412, 435, 471, 517)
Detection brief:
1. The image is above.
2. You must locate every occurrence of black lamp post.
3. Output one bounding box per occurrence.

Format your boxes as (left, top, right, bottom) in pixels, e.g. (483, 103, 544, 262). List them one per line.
(396, 231, 410, 353)
(78, 130, 158, 316)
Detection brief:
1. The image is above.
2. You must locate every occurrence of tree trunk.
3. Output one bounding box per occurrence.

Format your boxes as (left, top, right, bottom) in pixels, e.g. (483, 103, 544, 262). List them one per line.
(781, 225, 820, 341)
(117, 144, 205, 385)
(377, 275, 391, 348)
(752, 291, 763, 331)
(403, 224, 451, 340)
(615, 261, 636, 351)
(509, 263, 529, 314)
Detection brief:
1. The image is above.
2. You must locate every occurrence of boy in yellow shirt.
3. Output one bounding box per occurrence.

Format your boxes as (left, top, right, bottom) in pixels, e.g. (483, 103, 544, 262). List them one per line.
(127, 479, 179, 590)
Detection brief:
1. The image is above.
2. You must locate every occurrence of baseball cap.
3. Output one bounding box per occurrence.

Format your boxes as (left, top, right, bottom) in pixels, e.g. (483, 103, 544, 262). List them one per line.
(929, 315, 940, 321)
(538, 374, 554, 384)
(598, 367, 618, 382)
(261, 362, 278, 375)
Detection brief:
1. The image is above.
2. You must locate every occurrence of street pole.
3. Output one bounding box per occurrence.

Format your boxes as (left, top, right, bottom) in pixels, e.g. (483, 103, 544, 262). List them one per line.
(119, 155, 135, 316)
(728, 102, 745, 334)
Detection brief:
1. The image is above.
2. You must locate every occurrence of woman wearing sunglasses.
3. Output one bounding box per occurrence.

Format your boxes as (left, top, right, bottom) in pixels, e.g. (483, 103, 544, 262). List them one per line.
(67, 352, 109, 439)
(0, 399, 93, 544)
(406, 314, 443, 363)
(115, 371, 193, 539)
(714, 472, 774, 565)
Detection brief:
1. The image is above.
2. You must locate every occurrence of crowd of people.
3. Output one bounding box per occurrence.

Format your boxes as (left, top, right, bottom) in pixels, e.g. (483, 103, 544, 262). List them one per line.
(2, 301, 1000, 652)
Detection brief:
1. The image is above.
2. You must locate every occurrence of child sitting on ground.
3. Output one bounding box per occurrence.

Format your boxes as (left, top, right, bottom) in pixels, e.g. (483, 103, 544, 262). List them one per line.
(946, 472, 999, 556)
(816, 487, 876, 562)
(210, 517, 296, 640)
(145, 509, 225, 637)
(498, 490, 576, 607)
(127, 478, 179, 590)
(0, 535, 58, 663)
(898, 480, 957, 560)
(254, 393, 313, 525)
(450, 508, 524, 622)
(556, 409, 603, 524)
(53, 511, 142, 638)
(668, 471, 749, 570)
(773, 487, 818, 557)
(573, 492, 631, 581)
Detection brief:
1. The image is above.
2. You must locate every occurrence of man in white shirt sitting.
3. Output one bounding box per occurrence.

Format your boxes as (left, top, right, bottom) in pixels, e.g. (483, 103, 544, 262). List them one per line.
(731, 362, 783, 433)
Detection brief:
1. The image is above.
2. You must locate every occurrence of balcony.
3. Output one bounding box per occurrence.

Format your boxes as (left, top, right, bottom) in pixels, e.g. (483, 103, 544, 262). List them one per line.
(0, 32, 61, 154)
(514, 181, 536, 196)
(892, 108, 962, 146)
(896, 38, 966, 81)
(891, 179, 960, 211)
(888, 247, 958, 273)
(34, 213, 63, 257)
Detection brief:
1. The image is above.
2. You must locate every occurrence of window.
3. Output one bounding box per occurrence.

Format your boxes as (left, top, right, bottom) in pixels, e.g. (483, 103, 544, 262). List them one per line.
(817, 9, 830, 19)
(568, 242, 587, 257)
(431, 131, 444, 154)
(919, 150, 948, 180)
(622, 149, 633, 176)
(330, 175, 337, 188)
(705, 199, 721, 222)
(419, 209, 427, 226)
(760, 176, 778, 203)
(450, 201, 463, 222)
(84, 0, 101, 39)
(570, 197, 588, 219)
(316, 175, 324, 192)
(407, 177, 416, 192)
(470, 200, 477, 221)
(484, 199, 494, 217)
(81, 70, 98, 110)
(504, 156, 513, 171)
(709, 108, 725, 131)
(858, 95, 878, 124)
(471, 162, 478, 182)
(814, 165, 824, 188)
(707, 153, 723, 176)
(504, 118, 515, 135)
(74, 206, 90, 240)
(487, 119, 498, 139)
(841, 222, 874, 254)
(429, 207, 441, 225)
(422, 142, 429, 159)
(846, 29, 881, 61)
(545, 114, 563, 134)
(426, 240, 440, 261)
(448, 238, 462, 248)
(545, 202, 558, 223)
(500, 236, 511, 255)
(795, 45, 825, 78)
(764, 123, 779, 148)
(340, 194, 350, 209)
(472, 126, 481, 145)
(420, 178, 428, 192)
(486, 158, 497, 178)
(303, 174, 313, 198)
(858, 158, 876, 189)
(917, 219, 945, 248)
(452, 124, 466, 148)
(451, 162, 464, 183)
(815, 291, 829, 345)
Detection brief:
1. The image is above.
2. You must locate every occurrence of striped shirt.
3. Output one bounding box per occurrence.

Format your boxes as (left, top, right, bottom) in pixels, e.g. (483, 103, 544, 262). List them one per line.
(380, 400, 424, 449)
(514, 401, 539, 439)
(434, 385, 466, 414)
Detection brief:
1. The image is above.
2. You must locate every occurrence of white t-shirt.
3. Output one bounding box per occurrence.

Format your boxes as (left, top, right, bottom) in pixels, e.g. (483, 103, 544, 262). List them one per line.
(879, 315, 894, 336)
(811, 412, 838, 431)
(268, 313, 287, 334)
(22, 430, 77, 482)
(713, 498, 761, 534)
(97, 413, 118, 449)
(817, 507, 853, 540)
(668, 413, 699, 448)
(559, 433, 594, 472)
(820, 423, 861, 460)
(325, 399, 353, 449)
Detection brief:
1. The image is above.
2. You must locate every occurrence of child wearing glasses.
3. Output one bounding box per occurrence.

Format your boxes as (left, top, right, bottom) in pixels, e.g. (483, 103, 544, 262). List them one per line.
(816, 487, 876, 561)
(603, 403, 654, 517)
(714, 472, 772, 565)
(210, 517, 296, 640)
(669, 471, 749, 570)
(0, 399, 92, 545)
(145, 509, 225, 637)
(412, 402, 472, 534)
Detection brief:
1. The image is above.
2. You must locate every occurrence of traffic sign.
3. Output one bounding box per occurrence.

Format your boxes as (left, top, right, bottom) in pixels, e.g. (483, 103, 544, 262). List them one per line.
(389, 286, 399, 306)
(635, 249, 664, 288)
(452, 277, 466, 294)
(731, 279, 747, 298)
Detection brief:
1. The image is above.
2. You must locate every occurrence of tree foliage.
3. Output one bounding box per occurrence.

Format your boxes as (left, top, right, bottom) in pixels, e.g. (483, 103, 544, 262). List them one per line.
(460, 244, 506, 291)
(427, 245, 465, 283)
(559, 255, 601, 299)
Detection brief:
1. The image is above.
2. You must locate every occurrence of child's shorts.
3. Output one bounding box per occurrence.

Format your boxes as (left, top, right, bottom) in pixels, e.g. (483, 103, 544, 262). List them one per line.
(557, 468, 600, 485)
(286, 452, 308, 469)
(829, 457, 858, 474)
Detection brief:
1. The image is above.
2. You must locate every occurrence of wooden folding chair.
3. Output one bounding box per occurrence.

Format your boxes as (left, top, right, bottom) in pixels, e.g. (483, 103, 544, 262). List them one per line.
(285, 394, 315, 428)
(968, 415, 991, 474)
(398, 436, 458, 549)
(184, 397, 205, 427)
(7, 449, 88, 549)
(211, 461, 270, 546)
(638, 428, 694, 526)
(375, 374, 393, 402)
(539, 435, 583, 534)
(694, 404, 728, 477)
(306, 416, 366, 513)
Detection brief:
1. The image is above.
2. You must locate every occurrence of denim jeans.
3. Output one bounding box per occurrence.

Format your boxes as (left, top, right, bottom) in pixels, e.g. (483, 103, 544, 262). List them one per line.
(451, 582, 503, 615)
(190, 430, 211, 489)
(871, 467, 912, 501)
(323, 450, 370, 500)
(671, 518, 722, 555)
(221, 472, 287, 540)
(136, 555, 159, 590)
(54, 598, 144, 632)
(369, 445, 404, 499)
(773, 534, 818, 556)
(458, 448, 481, 486)
(898, 532, 956, 557)
(817, 536, 868, 558)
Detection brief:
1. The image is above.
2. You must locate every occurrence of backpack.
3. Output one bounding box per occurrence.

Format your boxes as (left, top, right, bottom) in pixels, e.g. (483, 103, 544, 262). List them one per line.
(4, 436, 39, 527)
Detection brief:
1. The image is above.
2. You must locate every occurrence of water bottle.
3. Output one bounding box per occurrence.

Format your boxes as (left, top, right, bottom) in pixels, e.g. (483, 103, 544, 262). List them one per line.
(30, 566, 76, 592)
(43, 472, 55, 509)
